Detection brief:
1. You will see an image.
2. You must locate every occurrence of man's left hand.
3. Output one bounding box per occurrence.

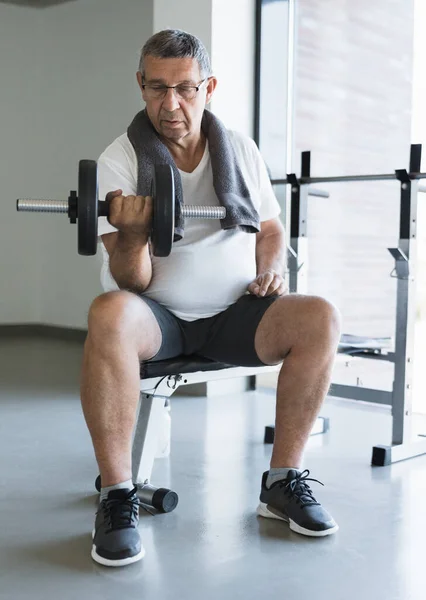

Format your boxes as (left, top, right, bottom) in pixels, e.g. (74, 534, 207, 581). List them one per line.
(247, 270, 288, 297)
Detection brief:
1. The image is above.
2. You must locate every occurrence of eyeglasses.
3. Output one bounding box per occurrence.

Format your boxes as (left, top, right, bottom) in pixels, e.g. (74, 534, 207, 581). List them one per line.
(142, 78, 208, 101)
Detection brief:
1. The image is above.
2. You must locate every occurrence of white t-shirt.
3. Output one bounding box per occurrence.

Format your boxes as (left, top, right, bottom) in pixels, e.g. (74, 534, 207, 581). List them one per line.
(97, 130, 281, 321)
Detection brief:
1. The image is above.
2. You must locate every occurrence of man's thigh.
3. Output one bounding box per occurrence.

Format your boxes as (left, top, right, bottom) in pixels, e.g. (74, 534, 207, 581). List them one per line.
(139, 296, 185, 362)
(198, 294, 279, 367)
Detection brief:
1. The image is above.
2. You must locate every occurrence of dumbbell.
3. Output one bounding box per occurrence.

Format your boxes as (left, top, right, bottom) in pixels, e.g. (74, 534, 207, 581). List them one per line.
(16, 160, 226, 257)
(94, 475, 178, 514)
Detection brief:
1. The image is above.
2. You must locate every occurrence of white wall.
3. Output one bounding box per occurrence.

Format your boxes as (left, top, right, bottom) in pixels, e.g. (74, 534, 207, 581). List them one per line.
(211, 0, 256, 138)
(38, 0, 154, 328)
(153, 0, 213, 54)
(0, 0, 154, 328)
(1, 0, 256, 329)
(154, 0, 255, 136)
(0, 4, 45, 323)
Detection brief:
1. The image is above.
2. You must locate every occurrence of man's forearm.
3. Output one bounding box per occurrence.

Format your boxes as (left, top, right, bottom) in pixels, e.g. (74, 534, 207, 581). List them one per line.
(256, 231, 287, 276)
(109, 232, 153, 293)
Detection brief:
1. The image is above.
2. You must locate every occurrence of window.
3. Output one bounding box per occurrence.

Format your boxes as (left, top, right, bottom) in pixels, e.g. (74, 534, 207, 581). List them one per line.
(255, 0, 295, 230)
(254, 0, 294, 180)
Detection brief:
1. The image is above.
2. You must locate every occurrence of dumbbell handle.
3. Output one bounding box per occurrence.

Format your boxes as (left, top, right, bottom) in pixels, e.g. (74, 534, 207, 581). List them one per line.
(17, 199, 69, 213)
(17, 198, 226, 219)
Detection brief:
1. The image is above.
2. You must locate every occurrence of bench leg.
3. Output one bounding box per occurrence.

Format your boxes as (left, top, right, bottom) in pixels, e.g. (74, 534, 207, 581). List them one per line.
(131, 392, 179, 513)
(132, 392, 167, 485)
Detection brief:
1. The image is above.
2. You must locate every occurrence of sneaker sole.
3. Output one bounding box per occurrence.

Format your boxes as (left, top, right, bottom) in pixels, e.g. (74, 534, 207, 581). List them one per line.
(91, 529, 146, 567)
(256, 502, 339, 538)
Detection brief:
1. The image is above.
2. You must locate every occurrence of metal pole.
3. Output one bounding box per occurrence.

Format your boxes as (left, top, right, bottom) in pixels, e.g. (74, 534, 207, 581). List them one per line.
(288, 176, 308, 294)
(288, 151, 309, 294)
(391, 166, 418, 445)
(271, 172, 426, 186)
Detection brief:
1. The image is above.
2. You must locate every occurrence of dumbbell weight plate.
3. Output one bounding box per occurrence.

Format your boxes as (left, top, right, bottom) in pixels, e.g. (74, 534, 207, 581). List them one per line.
(151, 164, 175, 257)
(78, 159, 98, 256)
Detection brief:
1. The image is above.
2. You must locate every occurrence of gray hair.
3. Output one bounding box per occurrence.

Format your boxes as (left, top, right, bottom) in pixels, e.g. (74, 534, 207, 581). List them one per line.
(139, 29, 212, 79)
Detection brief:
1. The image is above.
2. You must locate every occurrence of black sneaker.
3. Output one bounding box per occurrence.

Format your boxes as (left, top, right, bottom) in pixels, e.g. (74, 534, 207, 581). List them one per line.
(92, 487, 145, 567)
(257, 469, 339, 537)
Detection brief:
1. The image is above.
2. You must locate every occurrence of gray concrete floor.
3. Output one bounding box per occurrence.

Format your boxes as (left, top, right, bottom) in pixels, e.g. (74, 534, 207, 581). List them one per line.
(1, 336, 426, 600)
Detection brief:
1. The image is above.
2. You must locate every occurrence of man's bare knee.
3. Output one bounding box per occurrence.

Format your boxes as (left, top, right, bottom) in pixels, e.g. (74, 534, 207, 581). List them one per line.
(88, 291, 142, 333)
(268, 294, 341, 339)
(280, 295, 341, 349)
(256, 295, 341, 364)
(303, 296, 341, 343)
(87, 291, 161, 359)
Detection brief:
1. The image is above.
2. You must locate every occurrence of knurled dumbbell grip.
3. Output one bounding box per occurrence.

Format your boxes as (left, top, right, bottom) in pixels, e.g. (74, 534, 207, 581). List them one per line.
(17, 199, 226, 219)
(17, 199, 69, 213)
(99, 201, 226, 219)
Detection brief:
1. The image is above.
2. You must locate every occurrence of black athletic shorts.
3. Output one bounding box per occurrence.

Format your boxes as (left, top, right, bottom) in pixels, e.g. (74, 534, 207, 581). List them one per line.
(141, 293, 280, 367)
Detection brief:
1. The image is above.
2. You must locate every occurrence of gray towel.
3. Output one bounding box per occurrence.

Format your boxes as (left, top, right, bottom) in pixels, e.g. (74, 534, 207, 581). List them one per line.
(127, 109, 260, 242)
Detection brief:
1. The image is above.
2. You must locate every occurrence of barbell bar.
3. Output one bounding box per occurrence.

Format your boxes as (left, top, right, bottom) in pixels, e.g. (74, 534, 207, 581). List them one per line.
(271, 172, 426, 186)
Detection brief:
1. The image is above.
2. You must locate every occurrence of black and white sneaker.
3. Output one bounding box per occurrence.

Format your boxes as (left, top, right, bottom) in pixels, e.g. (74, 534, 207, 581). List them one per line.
(92, 487, 145, 567)
(257, 469, 339, 537)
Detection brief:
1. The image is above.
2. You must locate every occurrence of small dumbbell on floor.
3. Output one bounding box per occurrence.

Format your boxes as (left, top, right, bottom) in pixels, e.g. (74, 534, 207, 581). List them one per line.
(17, 160, 226, 257)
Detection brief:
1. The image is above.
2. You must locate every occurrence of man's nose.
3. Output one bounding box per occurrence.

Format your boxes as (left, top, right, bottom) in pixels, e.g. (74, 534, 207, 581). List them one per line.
(162, 87, 181, 111)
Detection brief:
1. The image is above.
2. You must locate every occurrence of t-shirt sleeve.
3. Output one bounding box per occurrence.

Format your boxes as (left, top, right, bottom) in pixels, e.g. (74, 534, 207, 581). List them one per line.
(97, 136, 138, 237)
(249, 138, 282, 223)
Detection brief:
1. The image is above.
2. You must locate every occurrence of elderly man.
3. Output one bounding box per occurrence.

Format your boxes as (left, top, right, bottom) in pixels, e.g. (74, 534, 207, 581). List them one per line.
(81, 29, 341, 567)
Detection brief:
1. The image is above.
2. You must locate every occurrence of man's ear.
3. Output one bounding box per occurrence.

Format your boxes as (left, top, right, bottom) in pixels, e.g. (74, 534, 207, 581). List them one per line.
(205, 76, 218, 105)
(136, 71, 144, 94)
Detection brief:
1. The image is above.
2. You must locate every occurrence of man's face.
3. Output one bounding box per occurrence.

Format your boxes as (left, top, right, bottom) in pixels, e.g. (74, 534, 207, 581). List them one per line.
(137, 56, 217, 142)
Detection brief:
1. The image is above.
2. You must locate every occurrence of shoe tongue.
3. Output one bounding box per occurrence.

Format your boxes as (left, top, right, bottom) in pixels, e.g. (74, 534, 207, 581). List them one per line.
(107, 488, 133, 500)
